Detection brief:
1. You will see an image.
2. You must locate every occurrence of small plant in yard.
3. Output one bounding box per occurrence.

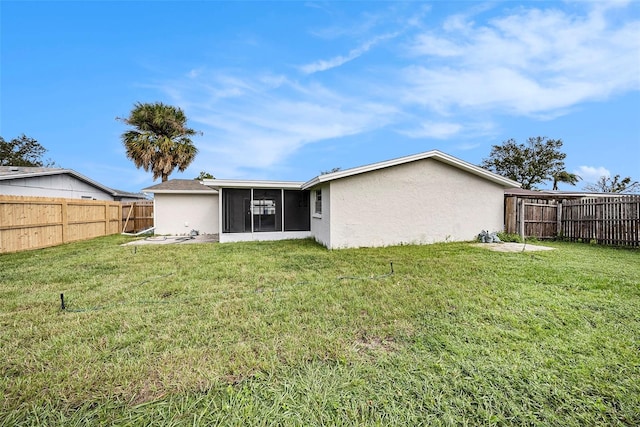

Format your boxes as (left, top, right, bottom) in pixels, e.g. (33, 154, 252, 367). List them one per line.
(0, 236, 639, 425)
(496, 231, 523, 243)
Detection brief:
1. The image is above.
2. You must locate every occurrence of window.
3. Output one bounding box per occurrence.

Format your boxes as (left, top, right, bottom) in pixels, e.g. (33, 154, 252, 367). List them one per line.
(251, 199, 276, 215)
(314, 189, 322, 215)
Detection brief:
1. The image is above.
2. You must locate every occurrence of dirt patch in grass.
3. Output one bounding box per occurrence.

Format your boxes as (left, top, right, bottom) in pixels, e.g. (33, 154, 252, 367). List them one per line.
(471, 242, 556, 252)
(122, 234, 219, 246)
(354, 334, 397, 354)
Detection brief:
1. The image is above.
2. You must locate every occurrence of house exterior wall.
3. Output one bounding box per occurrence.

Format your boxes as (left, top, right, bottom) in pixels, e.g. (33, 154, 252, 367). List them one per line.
(310, 185, 331, 248)
(154, 193, 218, 235)
(324, 158, 505, 249)
(0, 175, 114, 200)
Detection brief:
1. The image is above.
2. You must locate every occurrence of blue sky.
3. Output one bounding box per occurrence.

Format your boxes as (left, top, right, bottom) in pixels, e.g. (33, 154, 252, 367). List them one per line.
(1, 1, 639, 193)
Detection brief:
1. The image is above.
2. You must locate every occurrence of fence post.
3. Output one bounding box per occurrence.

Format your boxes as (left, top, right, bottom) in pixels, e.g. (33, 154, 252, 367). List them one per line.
(519, 198, 525, 240)
(556, 201, 562, 238)
(505, 196, 516, 234)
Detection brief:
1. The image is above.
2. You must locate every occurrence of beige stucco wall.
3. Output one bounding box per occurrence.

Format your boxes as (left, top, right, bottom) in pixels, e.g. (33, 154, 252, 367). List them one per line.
(310, 185, 331, 248)
(154, 193, 218, 235)
(324, 158, 505, 249)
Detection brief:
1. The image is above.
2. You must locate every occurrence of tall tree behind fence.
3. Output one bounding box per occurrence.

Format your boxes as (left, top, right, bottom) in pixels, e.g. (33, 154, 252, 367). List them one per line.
(560, 196, 640, 246)
(0, 195, 122, 253)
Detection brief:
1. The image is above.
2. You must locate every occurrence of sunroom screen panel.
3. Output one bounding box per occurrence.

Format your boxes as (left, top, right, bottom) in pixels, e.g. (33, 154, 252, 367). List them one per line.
(252, 189, 282, 232)
(222, 188, 251, 233)
(284, 190, 310, 231)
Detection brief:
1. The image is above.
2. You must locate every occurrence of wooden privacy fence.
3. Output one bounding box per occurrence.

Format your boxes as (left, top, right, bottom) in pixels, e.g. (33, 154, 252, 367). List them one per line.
(505, 195, 640, 247)
(505, 197, 559, 239)
(0, 195, 122, 254)
(121, 200, 153, 233)
(560, 196, 640, 246)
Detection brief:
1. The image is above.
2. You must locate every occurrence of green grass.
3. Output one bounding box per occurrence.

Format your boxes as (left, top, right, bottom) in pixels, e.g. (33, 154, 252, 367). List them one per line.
(1, 236, 638, 426)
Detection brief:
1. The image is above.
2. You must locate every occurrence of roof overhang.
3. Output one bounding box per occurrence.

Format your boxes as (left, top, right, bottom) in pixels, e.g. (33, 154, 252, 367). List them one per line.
(203, 179, 304, 189)
(146, 189, 219, 195)
(301, 150, 521, 189)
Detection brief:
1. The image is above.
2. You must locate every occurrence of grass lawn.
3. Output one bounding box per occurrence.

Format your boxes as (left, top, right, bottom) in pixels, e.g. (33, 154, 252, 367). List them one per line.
(1, 236, 638, 426)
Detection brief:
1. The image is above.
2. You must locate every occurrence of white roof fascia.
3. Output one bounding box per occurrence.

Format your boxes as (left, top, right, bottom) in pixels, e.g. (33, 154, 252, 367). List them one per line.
(146, 189, 219, 195)
(203, 179, 304, 189)
(301, 150, 521, 189)
(0, 169, 67, 180)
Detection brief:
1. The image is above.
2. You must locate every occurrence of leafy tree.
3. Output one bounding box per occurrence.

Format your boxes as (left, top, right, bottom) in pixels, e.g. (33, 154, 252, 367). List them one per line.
(552, 171, 581, 191)
(0, 134, 55, 167)
(195, 171, 214, 180)
(584, 175, 639, 193)
(118, 102, 200, 182)
(481, 137, 572, 190)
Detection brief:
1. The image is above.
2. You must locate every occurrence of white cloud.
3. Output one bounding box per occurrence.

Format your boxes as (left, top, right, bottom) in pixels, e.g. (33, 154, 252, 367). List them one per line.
(403, 4, 640, 116)
(151, 2, 639, 179)
(399, 121, 462, 139)
(455, 142, 481, 151)
(574, 166, 611, 183)
(299, 32, 398, 74)
(187, 68, 203, 79)
(410, 34, 462, 57)
(156, 70, 398, 177)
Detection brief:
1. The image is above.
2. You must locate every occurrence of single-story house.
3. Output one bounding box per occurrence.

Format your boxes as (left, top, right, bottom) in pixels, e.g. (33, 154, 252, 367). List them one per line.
(0, 166, 144, 201)
(143, 150, 521, 249)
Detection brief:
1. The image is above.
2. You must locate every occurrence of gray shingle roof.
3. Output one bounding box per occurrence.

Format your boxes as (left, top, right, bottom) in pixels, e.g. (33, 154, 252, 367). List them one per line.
(0, 166, 67, 176)
(142, 179, 218, 193)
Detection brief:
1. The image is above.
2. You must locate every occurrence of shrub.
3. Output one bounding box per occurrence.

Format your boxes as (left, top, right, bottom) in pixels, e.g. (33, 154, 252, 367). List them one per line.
(496, 232, 523, 243)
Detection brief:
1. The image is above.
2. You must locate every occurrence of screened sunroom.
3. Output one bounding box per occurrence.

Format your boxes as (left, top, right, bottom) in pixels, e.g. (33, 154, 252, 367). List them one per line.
(206, 180, 312, 243)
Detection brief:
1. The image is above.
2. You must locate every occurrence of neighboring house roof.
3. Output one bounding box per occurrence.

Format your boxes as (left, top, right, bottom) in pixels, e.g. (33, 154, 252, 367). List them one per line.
(505, 188, 625, 199)
(0, 166, 144, 199)
(301, 150, 522, 190)
(143, 179, 219, 194)
(111, 188, 149, 200)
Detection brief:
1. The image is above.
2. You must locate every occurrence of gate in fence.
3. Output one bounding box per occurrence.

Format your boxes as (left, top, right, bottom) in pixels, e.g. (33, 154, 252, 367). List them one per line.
(121, 200, 154, 233)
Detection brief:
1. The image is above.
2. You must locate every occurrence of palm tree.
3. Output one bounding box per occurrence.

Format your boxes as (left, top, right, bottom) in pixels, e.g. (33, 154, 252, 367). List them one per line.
(552, 171, 581, 190)
(119, 102, 199, 182)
